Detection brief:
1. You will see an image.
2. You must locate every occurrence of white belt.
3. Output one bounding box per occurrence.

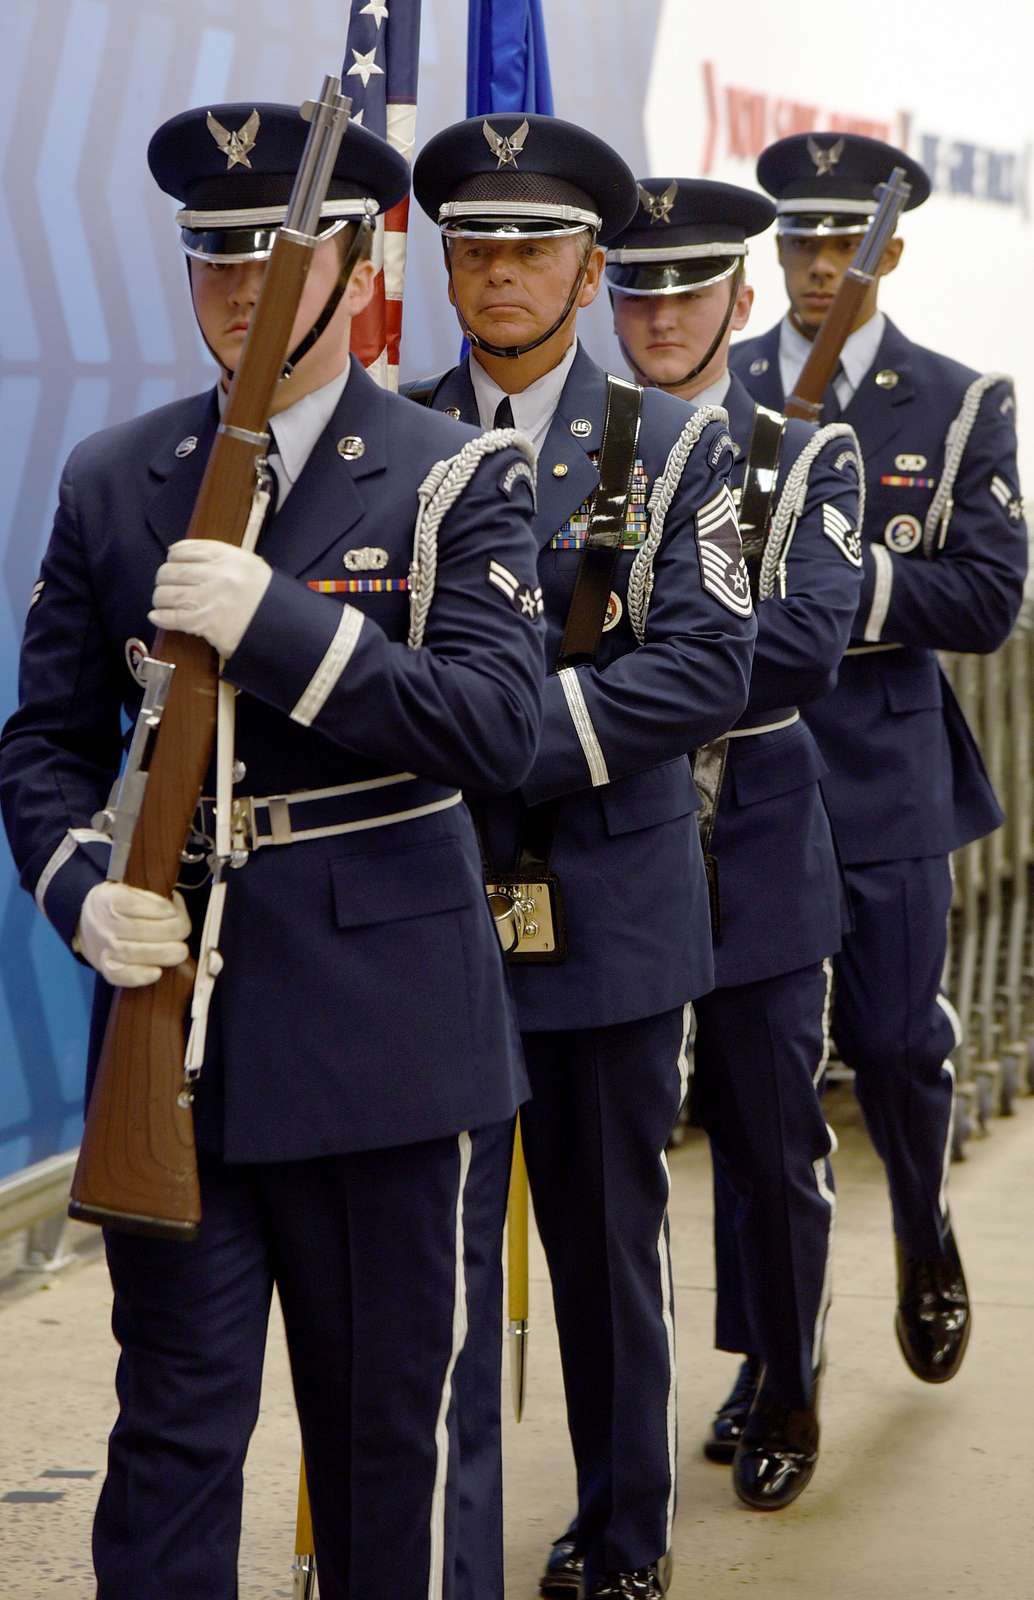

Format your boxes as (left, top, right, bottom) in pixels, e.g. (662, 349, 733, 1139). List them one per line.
(725, 710, 801, 740)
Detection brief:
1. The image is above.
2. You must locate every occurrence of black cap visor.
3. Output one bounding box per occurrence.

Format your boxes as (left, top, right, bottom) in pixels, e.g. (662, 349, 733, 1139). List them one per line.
(606, 251, 743, 297)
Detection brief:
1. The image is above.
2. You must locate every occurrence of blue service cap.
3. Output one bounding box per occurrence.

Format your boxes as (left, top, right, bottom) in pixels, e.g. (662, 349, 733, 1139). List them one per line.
(606, 178, 775, 296)
(413, 113, 638, 246)
(756, 132, 930, 235)
(148, 100, 410, 262)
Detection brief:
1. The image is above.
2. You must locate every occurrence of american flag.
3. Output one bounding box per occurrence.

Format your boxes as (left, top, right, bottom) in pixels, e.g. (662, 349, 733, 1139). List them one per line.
(341, 0, 422, 390)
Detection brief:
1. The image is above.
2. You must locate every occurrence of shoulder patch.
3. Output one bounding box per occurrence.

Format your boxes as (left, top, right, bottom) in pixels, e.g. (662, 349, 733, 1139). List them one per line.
(696, 485, 752, 617)
(501, 459, 535, 500)
(487, 558, 544, 621)
(708, 431, 736, 470)
(822, 504, 863, 566)
(833, 449, 858, 476)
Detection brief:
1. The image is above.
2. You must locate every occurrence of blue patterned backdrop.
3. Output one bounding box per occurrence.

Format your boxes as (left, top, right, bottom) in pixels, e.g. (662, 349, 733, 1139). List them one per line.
(0, 0, 659, 1179)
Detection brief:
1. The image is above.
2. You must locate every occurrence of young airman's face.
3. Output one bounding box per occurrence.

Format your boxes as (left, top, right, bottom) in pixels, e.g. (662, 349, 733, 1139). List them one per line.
(611, 276, 753, 391)
(776, 231, 903, 332)
(446, 234, 603, 347)
(188, 232, 368, 374)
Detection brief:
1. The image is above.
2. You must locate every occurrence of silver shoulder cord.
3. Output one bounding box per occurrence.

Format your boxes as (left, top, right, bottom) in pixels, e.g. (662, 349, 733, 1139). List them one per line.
(923, 373, 1010, 558)
(184, 471, 274, 1080)
(760, 422, 864, 601)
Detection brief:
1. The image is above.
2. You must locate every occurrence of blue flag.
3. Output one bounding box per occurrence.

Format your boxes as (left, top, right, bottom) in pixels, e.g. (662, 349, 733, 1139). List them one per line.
(466, 0, 554, 117)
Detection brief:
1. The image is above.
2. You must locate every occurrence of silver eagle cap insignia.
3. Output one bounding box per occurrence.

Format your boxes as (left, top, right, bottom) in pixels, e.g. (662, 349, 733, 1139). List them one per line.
(637, 180, 678, 225)
(482, 118, 530, 168)
(207, 109, 261, 170)
(806, 134, 845, 177)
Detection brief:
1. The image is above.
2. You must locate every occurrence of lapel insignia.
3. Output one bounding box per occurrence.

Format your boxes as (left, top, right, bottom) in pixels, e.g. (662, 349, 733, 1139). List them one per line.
(807, 134, 845, 176)
(206, 109, 260, 170)
(749, 357, 769, 376)
(343, 546, 389, 572)
(337, 435, 366, 459)
(444, 406, 462, 419)
(896, 453, 926, 471)
(875, 369, 899, 389)
(637, 180, 678, 225)
(884, 513, 922, 552)
(697, 485, 752, 617)
(570, 418, 592, 438)
(487, 559, 543, 619)
(482, 118, 530, 168)
(175, 435, 198, 458)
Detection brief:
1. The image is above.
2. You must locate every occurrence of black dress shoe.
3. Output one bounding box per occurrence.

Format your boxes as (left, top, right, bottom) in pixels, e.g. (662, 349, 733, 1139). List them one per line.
(895, 1223, 971, 1383)
(540, 1533, 584, 1598)
(703, 1354, 761, 1463)
(732, 1381, 819, 1511)
(587, 1553, 672, 1598)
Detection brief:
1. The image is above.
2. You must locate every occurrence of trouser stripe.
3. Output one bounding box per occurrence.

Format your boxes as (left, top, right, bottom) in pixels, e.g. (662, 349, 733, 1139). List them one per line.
(426, 1130, 472, 1600)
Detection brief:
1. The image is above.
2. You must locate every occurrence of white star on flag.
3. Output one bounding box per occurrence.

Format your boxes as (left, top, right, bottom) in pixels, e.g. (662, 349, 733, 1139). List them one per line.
(360, 0, 390, 24)
(347, 47, 385, 88)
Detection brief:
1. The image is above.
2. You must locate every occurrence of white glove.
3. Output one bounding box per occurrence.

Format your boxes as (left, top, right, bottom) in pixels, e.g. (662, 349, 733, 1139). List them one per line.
(149, 539, 273, 658)
(76, 882, 192, 988)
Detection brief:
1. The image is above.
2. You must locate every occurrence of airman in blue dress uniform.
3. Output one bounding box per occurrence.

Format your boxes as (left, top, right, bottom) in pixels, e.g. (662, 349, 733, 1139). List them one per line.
(730, 133, 1027, 1392)
(409, 116, 757, 1598)
(608, 178, 863, 1509)
(0, 100, 549, 1600)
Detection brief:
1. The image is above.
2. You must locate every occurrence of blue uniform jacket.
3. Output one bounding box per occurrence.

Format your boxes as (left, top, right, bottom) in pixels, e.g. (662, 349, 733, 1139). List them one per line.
(413, 345, 757, 1030)
(0, 358, 548, 1160)
(730, 318, 1027, 863)
(708, 373, 862, 987)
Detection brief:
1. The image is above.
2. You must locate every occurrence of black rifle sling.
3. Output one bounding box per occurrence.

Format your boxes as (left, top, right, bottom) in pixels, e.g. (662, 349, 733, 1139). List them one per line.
(489, 375, 644, 962)
(737, 403, 787, 594)
(556, 375, 644, 666)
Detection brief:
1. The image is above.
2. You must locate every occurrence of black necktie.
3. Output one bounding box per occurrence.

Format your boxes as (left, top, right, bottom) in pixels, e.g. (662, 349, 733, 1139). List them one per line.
(820, 362, 846, 425)
(494, 395, 515, 429)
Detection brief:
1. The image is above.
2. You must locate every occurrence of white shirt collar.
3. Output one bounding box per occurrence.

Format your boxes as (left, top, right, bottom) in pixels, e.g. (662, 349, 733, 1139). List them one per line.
(690, 370, 731, 410)
(779, 310, 885, 405)
(468, 338, 580, 457)
(216, 360, 351, 505)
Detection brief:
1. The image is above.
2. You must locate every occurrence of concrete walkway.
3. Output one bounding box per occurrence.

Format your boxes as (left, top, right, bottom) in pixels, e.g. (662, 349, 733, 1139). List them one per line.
(1, 1083, 1032, 1598)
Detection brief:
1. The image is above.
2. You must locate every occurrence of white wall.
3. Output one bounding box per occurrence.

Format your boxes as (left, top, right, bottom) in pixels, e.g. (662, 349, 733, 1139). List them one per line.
(644, 0, 1034, 481)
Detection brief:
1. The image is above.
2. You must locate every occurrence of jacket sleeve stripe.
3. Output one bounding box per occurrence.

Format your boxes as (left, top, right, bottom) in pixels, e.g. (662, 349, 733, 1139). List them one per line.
(558, 667, 610, 787)
(863, 543, 894, 642)
(34, 827, 112, 918)
(291, 606, 365, 729)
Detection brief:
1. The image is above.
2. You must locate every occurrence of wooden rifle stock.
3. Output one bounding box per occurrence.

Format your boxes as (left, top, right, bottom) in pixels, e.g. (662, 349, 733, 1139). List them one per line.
(69, 81, 352, 1240)
(784, 166, 912, 423)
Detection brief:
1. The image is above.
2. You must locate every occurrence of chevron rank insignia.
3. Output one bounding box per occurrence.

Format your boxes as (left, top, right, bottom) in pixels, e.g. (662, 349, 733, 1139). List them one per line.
(990, 475, 1024, 522)
(696, 486, 752, 617)
(487, 559, 544, 620)
(823, 503, 863, 566)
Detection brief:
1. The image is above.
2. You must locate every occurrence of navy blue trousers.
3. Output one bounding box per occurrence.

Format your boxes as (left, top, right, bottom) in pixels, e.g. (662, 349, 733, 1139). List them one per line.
(694, 962, 836, 1409)
(518, 1007, 690, 1583)
(93, 1122, 513, 1600)
(834, 857, 958, 1259)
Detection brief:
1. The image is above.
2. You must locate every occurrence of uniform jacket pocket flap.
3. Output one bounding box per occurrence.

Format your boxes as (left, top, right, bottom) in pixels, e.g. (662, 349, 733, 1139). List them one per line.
(730, 733, 827, 807)
(598, 757, 699, 837)
(883, 669, 944, 714)
(330, 839, 476, 928)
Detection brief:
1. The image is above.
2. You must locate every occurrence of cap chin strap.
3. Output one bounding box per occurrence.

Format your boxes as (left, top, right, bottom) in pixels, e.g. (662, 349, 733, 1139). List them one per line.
(613, 262, 744, 393)
(189, 217, 374, 383)
(446, 235, 595, 360)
